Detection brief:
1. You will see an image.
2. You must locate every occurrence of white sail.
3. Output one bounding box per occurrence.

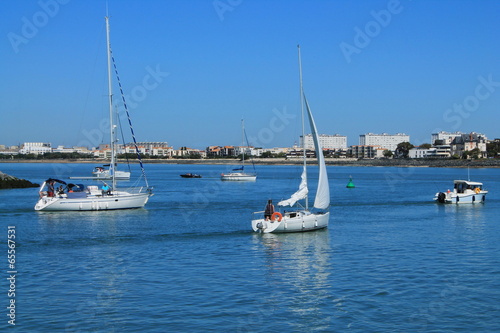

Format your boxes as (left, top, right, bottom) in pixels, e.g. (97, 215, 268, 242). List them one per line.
(304, 95, 330, 209)
(278, 164, 308, 207)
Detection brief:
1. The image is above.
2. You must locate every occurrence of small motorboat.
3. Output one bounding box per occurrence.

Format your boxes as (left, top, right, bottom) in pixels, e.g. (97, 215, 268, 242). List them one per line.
(180, 173, 201, 178)
(434, 180, 488, 204)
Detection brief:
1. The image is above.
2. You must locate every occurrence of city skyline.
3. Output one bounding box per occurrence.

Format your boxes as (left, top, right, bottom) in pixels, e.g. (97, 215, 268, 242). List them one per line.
(2, 130, 493, 153)
(1, 0, 499, 149)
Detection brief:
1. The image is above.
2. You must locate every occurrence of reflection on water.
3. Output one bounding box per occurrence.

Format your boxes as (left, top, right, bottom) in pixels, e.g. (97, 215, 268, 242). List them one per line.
(252, 230, 333, 330)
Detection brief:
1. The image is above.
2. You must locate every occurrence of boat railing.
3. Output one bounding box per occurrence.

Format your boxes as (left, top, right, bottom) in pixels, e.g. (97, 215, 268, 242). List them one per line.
(252, 211, 265, 220)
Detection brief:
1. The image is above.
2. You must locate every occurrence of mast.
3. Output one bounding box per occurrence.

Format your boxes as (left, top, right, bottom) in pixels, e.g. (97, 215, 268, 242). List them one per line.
(298, 44, 308, 209)
(105, 16, 116, 190)
(241, 119, 245, 168)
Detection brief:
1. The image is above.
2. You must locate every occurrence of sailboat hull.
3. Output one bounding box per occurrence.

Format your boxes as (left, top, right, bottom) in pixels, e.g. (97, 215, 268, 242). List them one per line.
(221, 173, 256, 181)
(252, 211, 329, 233)
(35, 192, 151, 211)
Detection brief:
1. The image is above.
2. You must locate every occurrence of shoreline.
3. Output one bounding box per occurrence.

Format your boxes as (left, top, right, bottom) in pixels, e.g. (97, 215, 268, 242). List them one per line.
(1, 158, 500, 168)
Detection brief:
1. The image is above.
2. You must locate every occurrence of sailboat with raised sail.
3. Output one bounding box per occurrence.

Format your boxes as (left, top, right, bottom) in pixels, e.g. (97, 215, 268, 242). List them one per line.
(251, 45, 330, 233)
(34, 15, 153, 211)
(221, 119, 257, 181)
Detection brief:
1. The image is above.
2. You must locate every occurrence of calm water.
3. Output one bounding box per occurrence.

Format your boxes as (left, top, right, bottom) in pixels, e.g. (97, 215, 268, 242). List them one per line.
(1, 163, 499, 332)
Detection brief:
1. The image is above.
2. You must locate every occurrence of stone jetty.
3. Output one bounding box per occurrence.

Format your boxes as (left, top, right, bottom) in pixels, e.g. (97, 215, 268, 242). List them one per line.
(0, 171, 39, 189)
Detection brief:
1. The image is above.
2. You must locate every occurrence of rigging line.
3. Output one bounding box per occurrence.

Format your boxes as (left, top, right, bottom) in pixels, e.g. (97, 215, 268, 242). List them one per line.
(243, 126, 256, 172)
(109, 47, 149, 188)
(115, 106, 132, 173)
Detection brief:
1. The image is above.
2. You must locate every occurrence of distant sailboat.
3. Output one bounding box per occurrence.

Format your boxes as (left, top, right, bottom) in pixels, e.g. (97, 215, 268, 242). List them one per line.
(221, 119, 257, 181)
(251, 45, 330, 233)
(35, 16, 153, 211)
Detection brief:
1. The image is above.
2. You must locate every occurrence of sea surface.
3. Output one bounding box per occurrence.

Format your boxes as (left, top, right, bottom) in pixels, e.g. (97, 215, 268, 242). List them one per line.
(1, 162, 499, 332)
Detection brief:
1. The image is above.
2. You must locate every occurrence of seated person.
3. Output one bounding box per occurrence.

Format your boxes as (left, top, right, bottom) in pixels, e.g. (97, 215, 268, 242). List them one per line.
(101, 183, 111, 195)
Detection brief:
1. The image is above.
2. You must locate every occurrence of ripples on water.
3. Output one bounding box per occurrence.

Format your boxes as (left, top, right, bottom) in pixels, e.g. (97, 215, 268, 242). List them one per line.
(0, 163, 499, 332)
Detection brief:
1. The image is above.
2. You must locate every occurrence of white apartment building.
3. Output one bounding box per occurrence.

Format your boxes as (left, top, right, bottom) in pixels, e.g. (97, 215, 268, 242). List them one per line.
(409, 146, 451, 158)
(300, 134, 347, 150)
(19, 142, 52, 155)
(431, 131, 464, 145)
(431, 131, 487, 145)
(359, 133, 410, 151)
(234, 146, 257, 157)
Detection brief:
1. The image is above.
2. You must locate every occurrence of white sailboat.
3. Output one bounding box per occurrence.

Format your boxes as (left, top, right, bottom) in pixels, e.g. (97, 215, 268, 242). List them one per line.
(35, 16, 152, 211)
(221, 119, 257, 181)
(251, 45, 330, 233)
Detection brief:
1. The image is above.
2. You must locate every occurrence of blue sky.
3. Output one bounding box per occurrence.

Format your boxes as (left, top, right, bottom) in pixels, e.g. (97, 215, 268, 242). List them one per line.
(1, 0, 499, 149)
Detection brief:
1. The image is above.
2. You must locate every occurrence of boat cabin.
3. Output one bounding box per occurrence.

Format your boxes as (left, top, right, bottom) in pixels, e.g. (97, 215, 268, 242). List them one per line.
(453, 180, 483, 194)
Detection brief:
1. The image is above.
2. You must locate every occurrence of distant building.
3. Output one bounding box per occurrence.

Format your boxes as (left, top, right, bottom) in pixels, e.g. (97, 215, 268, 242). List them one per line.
(431, 131, 465, 145)
(0, 145, 19, 156)
(52, 145, 87, 154)
(300, 134, 347, 150)
(19, 142, 52, 155)
(125, 142, 172, 157)
(409, 146, 451, 158)
(450, 133, 487, 158)
(359, 133, 409, 151)
(234, 146, 256, 157)
(93, 142, 173, 158)
(173, 147, 206, 158)
(206, 146, 234, 157)
(349, 145, 385, 159)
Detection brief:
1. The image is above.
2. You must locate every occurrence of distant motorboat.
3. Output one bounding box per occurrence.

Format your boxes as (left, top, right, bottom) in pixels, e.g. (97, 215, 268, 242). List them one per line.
(180, 173, 202, 178)
(92, 165, 131, 180)
(434, 180, 488, 204)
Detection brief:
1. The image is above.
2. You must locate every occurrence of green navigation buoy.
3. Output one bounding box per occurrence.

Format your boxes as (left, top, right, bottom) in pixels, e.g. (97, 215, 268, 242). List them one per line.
(346, 176, 355, 188)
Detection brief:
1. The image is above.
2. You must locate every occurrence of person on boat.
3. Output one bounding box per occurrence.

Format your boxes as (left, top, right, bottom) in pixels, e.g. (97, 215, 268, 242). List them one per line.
(101, 183, 111, 196)
(264, 199, 275, 221)
(47, 180, 55, 197)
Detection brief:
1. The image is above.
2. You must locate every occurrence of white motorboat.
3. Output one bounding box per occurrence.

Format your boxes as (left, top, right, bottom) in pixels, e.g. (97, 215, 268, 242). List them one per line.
(434, 180, 487, 204)
(251, 45, 330, 233)
(221, 119, 257, 181)
(35, 16, 152, 211)
(92, 165, 130, 180)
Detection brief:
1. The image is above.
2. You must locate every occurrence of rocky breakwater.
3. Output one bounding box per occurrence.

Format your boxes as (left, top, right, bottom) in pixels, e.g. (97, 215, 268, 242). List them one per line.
(0, 171, 39, 189)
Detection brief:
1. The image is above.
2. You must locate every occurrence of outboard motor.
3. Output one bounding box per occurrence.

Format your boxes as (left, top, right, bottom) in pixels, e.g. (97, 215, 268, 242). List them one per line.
(437, 192, 446, 203)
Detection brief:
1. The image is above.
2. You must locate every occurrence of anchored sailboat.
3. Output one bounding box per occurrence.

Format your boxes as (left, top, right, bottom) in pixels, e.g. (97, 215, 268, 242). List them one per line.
(35, 16, 153, 211)
(221, 119, 257, 181)
(251, 45, 330, 233)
